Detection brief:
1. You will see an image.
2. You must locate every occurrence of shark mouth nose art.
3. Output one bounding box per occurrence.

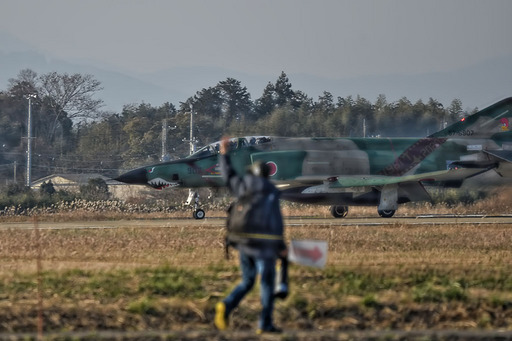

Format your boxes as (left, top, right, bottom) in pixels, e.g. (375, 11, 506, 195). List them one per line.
(148, 178, 181, 190)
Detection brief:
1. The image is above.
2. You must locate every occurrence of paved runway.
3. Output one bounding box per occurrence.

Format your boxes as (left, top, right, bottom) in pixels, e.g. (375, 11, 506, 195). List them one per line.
(2, 214, 512, 230)
(285, 214, 512, 226)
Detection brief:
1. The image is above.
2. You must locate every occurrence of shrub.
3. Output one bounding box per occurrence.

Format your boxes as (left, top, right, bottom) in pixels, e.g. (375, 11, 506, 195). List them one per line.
(40, 180, 56, 196)
(80, 178, 110, 201)
(429, 188, 488, 207)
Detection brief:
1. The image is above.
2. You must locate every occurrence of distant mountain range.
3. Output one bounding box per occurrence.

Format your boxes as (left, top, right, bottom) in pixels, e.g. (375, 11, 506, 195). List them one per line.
(1, 30, 510, 112)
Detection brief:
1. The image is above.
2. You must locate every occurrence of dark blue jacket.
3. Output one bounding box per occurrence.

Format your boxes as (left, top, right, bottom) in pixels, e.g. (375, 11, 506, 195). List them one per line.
(220, 154, 285, 258)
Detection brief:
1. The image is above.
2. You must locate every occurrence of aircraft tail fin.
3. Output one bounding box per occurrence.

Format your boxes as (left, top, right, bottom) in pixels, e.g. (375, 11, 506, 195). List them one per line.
(429, 97, 512, 139)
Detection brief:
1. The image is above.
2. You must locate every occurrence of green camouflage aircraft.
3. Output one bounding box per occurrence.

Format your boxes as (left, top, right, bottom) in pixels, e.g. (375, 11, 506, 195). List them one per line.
(116, 97, 512, 219)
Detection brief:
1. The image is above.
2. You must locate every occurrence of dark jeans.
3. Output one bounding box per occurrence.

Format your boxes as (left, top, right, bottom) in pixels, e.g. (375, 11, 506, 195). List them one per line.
(223, 251, 276, 330)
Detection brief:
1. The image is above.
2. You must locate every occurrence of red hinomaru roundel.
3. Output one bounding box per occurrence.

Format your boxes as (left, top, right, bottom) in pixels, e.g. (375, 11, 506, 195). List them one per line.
(266, 161, 278, 177)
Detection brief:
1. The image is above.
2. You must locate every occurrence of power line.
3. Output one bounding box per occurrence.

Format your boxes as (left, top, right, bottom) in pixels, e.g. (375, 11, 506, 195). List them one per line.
(0, 163, 15, 169)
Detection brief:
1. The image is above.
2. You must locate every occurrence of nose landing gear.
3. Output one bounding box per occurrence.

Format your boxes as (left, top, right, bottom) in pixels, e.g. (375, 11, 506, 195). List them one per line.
(187, 190, 205, 219)
(193, 208, 205, 219)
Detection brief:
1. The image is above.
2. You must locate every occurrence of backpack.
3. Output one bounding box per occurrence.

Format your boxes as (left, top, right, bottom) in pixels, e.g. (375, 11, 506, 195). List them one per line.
(225, 191, 283, 258)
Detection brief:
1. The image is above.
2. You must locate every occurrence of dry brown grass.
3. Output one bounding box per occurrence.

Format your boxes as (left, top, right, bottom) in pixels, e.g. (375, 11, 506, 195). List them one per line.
(1, 218, 512, 336)
(1, 190, 512, 337)
(2, 220, 510, 273)
(2, 187, 511, 223)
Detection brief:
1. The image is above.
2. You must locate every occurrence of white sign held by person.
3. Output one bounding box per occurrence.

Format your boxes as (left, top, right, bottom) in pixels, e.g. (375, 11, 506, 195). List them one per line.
(288, 239, 328, 268)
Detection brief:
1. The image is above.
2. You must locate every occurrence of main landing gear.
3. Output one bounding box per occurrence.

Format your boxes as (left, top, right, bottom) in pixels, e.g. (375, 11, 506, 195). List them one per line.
(330, 205, 396, 218)
(378, 209, 395, 218)
(187, 190, 205, 219)
(330, 205, 348, 218)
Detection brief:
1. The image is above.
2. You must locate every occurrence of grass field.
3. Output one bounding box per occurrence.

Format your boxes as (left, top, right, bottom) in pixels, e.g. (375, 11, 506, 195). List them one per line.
(1, 189, 512, 340)
(1, 212, 512, 340)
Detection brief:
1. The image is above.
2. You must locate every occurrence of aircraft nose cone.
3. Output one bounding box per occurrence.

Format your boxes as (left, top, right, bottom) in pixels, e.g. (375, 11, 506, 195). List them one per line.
(115, 167, 148, 185)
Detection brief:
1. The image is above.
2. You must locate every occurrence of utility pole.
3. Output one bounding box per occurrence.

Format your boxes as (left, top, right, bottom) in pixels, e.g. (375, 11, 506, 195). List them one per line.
(161, 118, 168, 161)
(26, 94, 36, 187)
(182, 104, 197, 155)
(189, 104, 195, 155)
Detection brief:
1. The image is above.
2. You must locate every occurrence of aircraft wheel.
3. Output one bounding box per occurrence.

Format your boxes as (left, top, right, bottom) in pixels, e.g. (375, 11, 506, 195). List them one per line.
(378, 209, 395, 218)
(330, 205, 348, 218)
(194, 209, 205, 219)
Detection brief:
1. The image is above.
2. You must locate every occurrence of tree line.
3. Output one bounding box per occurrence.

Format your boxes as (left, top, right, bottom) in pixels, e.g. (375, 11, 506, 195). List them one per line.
(0, 69, 472, 184)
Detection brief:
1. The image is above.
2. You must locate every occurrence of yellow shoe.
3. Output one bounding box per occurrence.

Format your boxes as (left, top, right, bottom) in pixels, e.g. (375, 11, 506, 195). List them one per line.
(214, 302, 228, 330)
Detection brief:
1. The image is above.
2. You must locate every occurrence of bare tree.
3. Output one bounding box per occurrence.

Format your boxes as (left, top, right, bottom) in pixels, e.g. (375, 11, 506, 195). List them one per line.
(39, 72, 103, 120)
(7, 69, 39, 96)
(38, 72, 104, 140)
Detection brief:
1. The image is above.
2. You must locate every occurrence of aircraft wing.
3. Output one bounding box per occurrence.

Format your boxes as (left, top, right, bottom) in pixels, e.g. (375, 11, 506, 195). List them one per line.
(329, 168, 489, 188)
(278, 168, 489, 190)
(483, 150, 512, 163)
(282, 167, 488, 189)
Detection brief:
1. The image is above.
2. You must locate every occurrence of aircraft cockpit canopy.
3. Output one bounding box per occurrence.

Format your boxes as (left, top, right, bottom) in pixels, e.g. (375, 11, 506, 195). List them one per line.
(188, 136, 272, 158)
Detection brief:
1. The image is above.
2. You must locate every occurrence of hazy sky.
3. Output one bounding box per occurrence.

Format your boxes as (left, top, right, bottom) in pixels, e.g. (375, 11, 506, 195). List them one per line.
(1, 0, 511, 79)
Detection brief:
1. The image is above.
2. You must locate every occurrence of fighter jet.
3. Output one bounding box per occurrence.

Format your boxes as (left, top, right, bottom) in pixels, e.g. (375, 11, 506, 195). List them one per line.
(116, 97, 512, 219)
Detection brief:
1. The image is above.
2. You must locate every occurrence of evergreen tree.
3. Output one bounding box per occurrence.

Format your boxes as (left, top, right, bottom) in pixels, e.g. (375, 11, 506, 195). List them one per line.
(316, 91, 335, 114)
(448, 98, 464, 121)
(274, 71, 294, 107)
(218, 78, 253, 123)
(254, 82, 276, 118)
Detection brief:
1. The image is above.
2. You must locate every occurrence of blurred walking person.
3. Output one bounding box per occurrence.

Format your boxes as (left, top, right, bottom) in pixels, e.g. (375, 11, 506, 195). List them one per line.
(215, 137, 287, 334)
